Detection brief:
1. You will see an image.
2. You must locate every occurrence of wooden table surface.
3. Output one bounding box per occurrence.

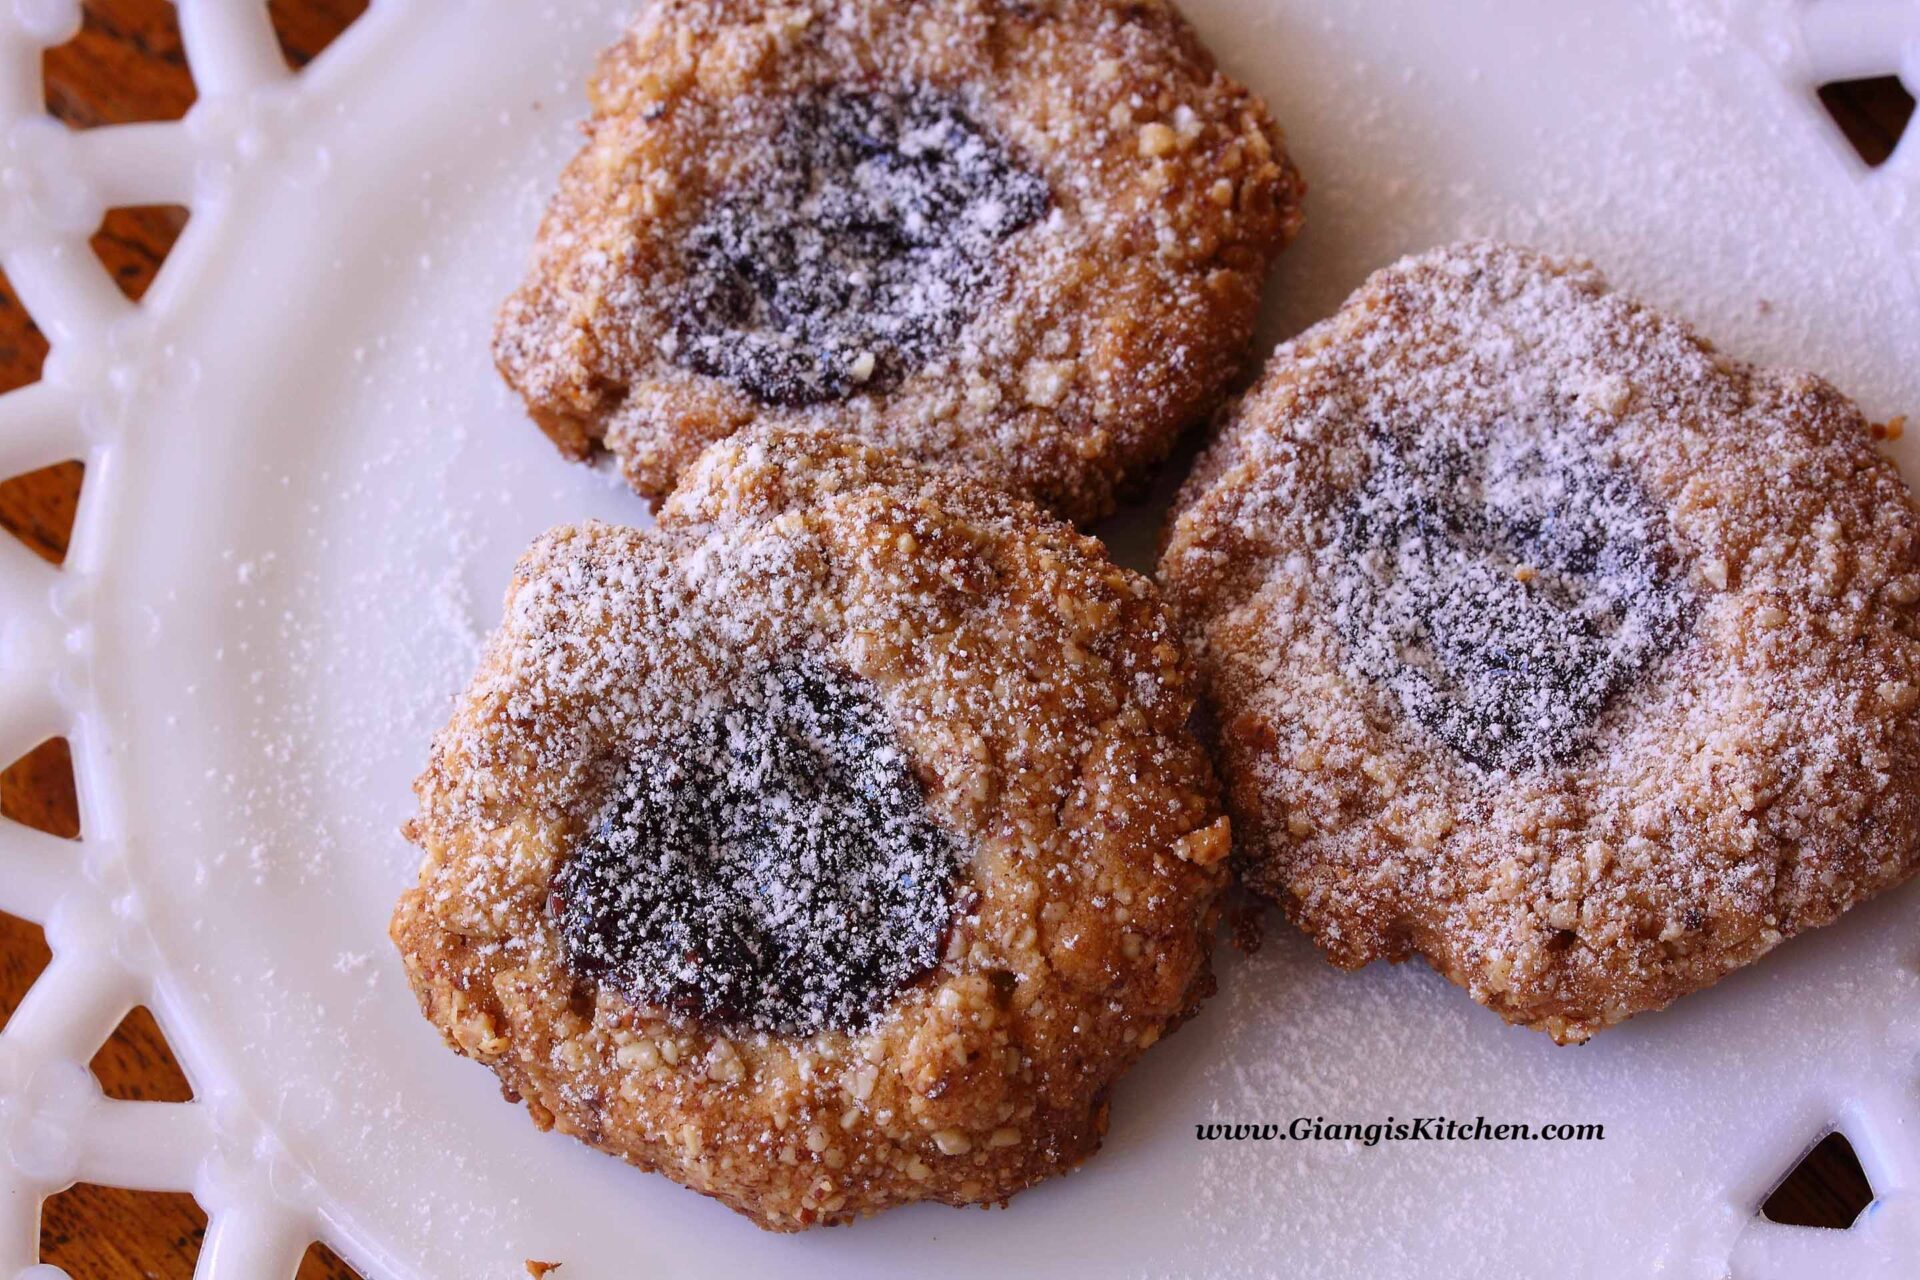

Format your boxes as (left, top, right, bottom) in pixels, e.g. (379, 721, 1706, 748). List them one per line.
(0, 4, 1908, 1275)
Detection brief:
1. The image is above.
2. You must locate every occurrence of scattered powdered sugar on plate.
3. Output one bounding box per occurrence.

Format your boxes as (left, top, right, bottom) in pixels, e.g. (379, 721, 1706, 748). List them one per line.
(102, 0, 1920, 1273)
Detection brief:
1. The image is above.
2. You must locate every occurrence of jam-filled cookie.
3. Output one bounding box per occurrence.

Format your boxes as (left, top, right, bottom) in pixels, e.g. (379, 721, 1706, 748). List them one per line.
(494, 0, 1303, 525)
(391, 426, 1230, 1228)
(1160, 241, 1920, 1043)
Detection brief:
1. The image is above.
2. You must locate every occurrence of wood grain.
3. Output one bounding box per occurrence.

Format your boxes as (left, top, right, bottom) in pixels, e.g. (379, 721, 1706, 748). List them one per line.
(0, 5, 1904, 1274)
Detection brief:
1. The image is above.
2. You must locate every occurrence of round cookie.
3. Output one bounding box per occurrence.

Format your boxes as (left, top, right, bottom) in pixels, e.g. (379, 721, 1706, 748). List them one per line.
(493, 0, 1304, 525)
(1160, 240, 1920, 1044)
(391, 425, 1231, 1228)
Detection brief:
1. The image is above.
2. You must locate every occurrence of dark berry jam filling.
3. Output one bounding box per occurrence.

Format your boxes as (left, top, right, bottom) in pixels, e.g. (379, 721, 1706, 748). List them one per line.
(1331, 419, 1693, 771)
(551, 663, 962, 1035)
(669, 85, 1050, 406)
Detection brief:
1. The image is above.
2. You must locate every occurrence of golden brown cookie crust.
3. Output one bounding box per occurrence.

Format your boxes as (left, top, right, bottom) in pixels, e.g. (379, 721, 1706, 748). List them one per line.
(494, 0, 1303, 525)
(1160, 240, 1920, 1044)
(392, 425, 1230, 1228)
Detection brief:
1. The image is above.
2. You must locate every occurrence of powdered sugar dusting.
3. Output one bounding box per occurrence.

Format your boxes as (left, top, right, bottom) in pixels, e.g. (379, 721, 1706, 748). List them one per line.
(552, 661, 962, 1034)
(673, 86, 1049, 405)
(1330, 416, 1692, 769)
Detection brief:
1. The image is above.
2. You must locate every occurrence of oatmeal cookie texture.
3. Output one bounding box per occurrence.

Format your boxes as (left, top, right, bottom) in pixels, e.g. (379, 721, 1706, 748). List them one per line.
(494, 0, 1303, 525)
(391, 425, 1230, 1229)
(1160, 240, 1920, 1044)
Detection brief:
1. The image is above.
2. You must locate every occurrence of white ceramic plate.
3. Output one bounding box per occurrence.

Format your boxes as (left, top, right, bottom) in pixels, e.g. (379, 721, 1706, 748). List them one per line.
(2, 1, 1918, 1277)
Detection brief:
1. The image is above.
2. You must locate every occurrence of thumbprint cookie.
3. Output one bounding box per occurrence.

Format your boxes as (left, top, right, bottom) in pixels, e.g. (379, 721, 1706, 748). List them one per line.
(493, 0, 1304, 525)
(1160, 240, 1920, 1043)
(391, 425, 1231, 1228)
